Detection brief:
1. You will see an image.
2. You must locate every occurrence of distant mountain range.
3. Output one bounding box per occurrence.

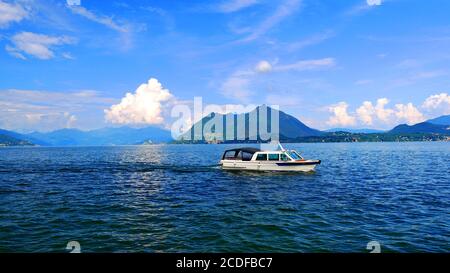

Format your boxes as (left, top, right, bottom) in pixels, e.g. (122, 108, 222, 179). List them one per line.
(0, 130, 34, 146)
(387, 114, 450, 134)
(178, 109, 450, 143)
(180, 105, 322, 142)
(326, 115, 450, 134)
(27, 126, 172, 146)
(1, 111, 449, 146)
(326, 128, 385, 134)
(389, 122, 450, 134)
(0, 126, 172, 147)
(427, 115, 450, 126)
(0, 129, 46, 146)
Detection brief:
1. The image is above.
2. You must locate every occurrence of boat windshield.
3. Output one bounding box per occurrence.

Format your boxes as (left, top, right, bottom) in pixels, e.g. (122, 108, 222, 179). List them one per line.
(293, 151, 303, 159)
(287, 151, 302, 160)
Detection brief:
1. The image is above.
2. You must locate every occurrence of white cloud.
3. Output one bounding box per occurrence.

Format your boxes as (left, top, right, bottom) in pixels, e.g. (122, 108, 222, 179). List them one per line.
(217, 0, 259, 13)
(255, 60, 272, 73)
(221, 75, 252, 100)
(68, 5, 129, 33)
(328, 98, 428, 128)
(395, 103, 425, 124)
(284, 30, 335, 52)
(275, 58, 335, 72)
(241, 0, 302, 42)
(62, 52, 75, 60)
(356, 98, 394, 125)
(0, 1, 28, 28)
(0, 89, 114, 132)
(422, 93, 450, 115)
(6, 32, 76, 60)
(367, 0, 382, 6)
(22, 112, 77, 130)
(105, 78, 174, 125)
(68, 5, 140, 50)
(221, 58, 335, 101)
(347, 0, 382, 15)
(254, 58, 336, 74)
(327, 102, 356, 127)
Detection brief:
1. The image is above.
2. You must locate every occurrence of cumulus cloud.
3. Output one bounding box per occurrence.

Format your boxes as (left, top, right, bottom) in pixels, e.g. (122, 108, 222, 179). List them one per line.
(217, 0, 259, 13)
(394, 103, 425, 124)
(367, 0, 382, 6)
(0, 1, 28, 28)
(327, 102, 356, 127)
(6, 32, 76, 60)
(355, 99, 424, 126)
(422, 93, 450, 115)
(0, 89, 114, 132)
(105, 78, 174, 125)
(327, 98, 429, 128)
(356, 98, 394, 125)
(255, 60, 272, 73)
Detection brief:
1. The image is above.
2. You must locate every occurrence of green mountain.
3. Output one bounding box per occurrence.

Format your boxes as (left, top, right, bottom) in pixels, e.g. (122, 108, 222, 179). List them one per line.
(0, 133, 34, 146)
(389, 122, 450, 134)
(180, 105, 323, 142)
(0, 129, 43, 146)
(427, 115, 450, 126)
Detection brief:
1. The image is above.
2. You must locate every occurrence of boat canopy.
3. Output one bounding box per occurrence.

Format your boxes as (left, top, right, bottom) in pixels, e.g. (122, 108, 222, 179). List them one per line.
(222, 147, 260, 160)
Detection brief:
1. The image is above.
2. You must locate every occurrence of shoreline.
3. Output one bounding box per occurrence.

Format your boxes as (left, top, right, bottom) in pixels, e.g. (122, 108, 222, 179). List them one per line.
(1, 139, 449, 148)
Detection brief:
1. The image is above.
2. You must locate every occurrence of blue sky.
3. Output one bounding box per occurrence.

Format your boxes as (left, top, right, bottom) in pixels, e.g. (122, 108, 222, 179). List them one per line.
(1, 0, 450, 132)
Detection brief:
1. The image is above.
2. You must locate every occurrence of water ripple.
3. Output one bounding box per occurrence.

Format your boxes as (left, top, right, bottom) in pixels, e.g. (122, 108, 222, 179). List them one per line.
(0, 143, 449, 253)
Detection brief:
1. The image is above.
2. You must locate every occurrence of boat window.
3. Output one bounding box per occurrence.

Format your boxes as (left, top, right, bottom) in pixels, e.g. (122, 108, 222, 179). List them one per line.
(288, 151, 301, 160)
(280, 153, 289, 161)
(241, 152, 253, 161)
(268, 154, 279, 161)
(293, 151, 304, 159)
(224, 150, 238, 159)
(256, 153, 267, 161)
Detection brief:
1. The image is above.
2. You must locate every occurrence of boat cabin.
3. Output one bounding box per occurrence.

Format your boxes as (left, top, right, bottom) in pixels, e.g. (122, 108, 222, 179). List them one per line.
(221, 147, 304, 162)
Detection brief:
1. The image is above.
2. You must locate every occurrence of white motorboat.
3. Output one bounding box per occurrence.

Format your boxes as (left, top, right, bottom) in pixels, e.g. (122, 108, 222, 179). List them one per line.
(220, 143, 321, 172)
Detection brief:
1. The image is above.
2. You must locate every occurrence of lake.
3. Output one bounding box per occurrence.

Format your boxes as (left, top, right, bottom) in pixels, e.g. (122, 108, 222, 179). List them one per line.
(0, 142, 449, 252)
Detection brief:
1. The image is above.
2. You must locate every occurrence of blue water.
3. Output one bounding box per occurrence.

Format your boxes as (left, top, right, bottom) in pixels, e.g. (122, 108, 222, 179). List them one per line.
(0, 142, 449, 253)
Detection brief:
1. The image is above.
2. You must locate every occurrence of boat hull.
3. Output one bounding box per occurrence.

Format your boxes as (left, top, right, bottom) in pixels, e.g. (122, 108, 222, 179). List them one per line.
(220, 160, 321, 172)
